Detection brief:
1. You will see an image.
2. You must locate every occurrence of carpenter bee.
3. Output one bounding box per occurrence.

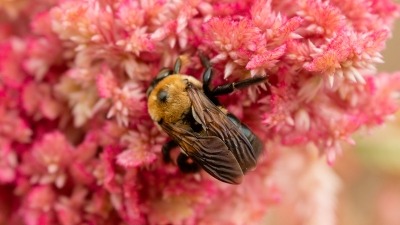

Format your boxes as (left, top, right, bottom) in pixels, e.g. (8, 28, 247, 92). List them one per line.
(147, 55, 265, 184)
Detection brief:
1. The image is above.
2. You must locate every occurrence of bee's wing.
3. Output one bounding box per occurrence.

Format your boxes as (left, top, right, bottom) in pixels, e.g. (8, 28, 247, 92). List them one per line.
(161, 122, 244, 184)
(186, 85, 258, 173)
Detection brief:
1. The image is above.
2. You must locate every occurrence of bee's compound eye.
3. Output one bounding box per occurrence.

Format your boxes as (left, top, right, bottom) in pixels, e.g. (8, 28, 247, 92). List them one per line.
(157, 90, 168, 103)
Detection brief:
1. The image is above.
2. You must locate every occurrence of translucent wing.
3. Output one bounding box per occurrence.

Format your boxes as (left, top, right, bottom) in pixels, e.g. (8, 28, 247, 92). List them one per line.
(186, 85, 258, 173)
(161, 122, 244, 184)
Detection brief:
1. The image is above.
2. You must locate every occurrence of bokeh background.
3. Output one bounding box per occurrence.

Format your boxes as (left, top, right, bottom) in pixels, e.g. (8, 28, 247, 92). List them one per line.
(264, 16, 400, 225)
(335, 17, 400, 225)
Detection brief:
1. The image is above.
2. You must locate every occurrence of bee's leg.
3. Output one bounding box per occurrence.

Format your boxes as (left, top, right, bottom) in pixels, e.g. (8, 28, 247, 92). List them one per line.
(211, 75, 267, 96)
(199, 53, 220, 104)
(177, 153, 200, 173)
(173, 57, 182, 74)
(162, 140, 178, 163)
(199, 53, 213, 92)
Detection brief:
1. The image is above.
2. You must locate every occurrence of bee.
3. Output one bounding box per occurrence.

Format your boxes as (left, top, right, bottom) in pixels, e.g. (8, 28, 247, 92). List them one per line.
(147, 54, 266, 184)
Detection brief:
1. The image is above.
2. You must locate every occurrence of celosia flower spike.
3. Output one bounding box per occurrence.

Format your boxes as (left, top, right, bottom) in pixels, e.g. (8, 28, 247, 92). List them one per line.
(0, 0, 399, 224)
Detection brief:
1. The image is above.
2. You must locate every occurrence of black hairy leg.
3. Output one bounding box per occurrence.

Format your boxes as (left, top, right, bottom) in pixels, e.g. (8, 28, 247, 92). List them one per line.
(198, 52, 266, 100)
(161, 140, 178, 163)
(177, 153, 201, 173)
(162, 140, 200, 174)
(211, 75, 267, 96)
(199, 53, 219, 105)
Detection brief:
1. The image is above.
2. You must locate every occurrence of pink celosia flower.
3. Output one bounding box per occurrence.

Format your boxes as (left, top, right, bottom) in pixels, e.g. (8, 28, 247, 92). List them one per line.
(22, 81, 63, 120)
(0, 39, 27, 88)
(20, 132, 73, 188)
(265, 147, 341, 225)
(0, 0, 400, 224)
(116, 121, 166, 168)
(0, 0, 29, 19)
(0, 142, 17, 183)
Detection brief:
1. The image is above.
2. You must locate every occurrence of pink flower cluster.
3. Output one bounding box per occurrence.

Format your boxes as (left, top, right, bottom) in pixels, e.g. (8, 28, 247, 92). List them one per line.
(1, 0, 400, 224)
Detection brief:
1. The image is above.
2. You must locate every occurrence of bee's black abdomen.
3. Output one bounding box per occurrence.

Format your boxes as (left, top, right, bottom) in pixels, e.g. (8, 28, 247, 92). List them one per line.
(226, 113, 263, 162)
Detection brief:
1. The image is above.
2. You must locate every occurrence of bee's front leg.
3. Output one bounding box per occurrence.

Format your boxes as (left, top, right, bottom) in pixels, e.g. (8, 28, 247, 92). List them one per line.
(199, 53, 213, 90)
(177, 153, 200, 173)
(199, 53, 220, 105)
(212, 75, 267, 96)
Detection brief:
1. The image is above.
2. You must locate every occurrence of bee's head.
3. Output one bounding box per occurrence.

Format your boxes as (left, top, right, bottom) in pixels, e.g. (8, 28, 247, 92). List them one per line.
(146, 68, 174, 97)
(147, 74, 202, 124)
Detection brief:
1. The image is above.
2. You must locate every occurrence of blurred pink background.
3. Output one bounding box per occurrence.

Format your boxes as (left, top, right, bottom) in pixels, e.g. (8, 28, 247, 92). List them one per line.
(265, 17, 400, 225)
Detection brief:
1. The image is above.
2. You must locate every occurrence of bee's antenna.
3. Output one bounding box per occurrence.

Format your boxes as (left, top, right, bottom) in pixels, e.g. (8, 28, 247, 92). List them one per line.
(173, 57, 182, 74)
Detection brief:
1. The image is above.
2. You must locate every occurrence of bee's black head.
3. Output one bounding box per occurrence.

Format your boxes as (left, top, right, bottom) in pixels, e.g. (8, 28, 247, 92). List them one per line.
(146, 68, 174, 97)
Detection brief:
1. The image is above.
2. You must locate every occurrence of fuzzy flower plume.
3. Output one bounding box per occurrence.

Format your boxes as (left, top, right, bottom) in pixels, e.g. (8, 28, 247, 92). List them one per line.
(0, 0, 399, 224)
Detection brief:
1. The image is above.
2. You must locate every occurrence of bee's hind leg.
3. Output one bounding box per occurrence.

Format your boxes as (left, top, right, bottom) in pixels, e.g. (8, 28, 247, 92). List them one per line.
(162, 141, 200, 173)
(162, 140, 178, 163)
(177, 153, 200, 173)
